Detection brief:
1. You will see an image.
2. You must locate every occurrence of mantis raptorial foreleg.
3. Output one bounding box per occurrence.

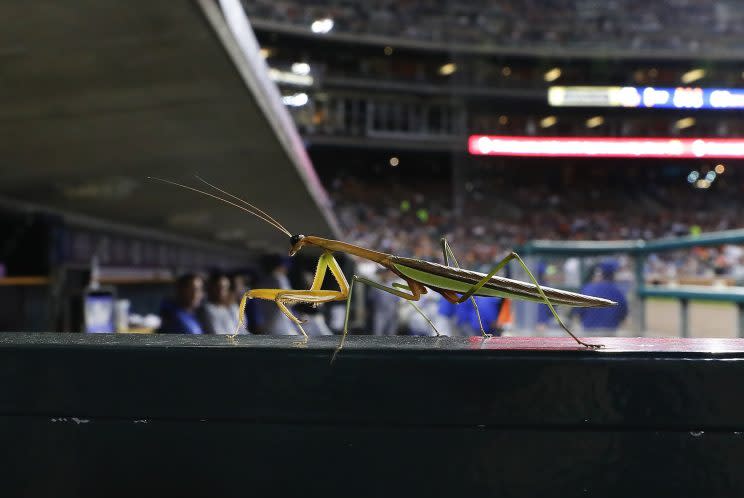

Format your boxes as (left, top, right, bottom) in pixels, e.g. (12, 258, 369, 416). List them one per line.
(455, 251, 600, 349)
(233, 251, 348, 337)
(440, 238, 490, 338)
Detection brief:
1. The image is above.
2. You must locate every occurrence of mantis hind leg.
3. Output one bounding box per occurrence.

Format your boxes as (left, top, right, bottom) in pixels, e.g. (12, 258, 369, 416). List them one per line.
(232, 292, 250, 338)
(275, 289, 348, 338)
(456, 251, 601, 349)
(440, 238, 491, 338)
(233, 251, 349, 339)
(233, 288, 317, 338)
(333, 275, 432, 363)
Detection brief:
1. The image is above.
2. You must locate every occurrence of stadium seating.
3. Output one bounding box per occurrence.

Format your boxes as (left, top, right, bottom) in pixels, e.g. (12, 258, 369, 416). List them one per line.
(244, 0, 744, 54)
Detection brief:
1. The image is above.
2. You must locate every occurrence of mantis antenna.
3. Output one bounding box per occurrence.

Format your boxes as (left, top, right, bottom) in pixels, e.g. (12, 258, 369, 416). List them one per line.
(148, 176, 292, 237)
(193, 174, 291, 236)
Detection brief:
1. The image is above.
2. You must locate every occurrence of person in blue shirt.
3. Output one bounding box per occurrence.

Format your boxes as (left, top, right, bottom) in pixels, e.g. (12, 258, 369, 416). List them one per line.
(454, 295, 505, 336)
(158, 273, 206, 334)
(574, 260, 628, 334)
(534, 261, 556, 328)
(436, 296, 458, 335)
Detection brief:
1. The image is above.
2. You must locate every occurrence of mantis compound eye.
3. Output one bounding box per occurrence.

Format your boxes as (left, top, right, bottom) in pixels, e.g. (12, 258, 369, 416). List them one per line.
(289, 234, 306, 256)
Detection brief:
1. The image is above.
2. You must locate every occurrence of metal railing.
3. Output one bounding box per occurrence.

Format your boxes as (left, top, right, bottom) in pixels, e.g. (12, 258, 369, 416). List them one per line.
(517, 228, 744, 338)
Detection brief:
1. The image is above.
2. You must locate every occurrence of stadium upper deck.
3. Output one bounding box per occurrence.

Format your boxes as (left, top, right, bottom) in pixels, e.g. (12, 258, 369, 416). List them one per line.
(244, 0, 744, 58)
(244, 0, 744, 149)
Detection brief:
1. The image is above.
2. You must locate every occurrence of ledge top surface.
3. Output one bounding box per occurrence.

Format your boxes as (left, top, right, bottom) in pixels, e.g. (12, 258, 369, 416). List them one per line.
(0, 332, 743, 355)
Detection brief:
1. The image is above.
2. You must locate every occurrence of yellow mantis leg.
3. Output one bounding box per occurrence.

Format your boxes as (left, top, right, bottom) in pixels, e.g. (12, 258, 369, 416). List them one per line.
(440, 238, 491, 338)
(453, 250, 600, 349)
(233, 251, 348, 337)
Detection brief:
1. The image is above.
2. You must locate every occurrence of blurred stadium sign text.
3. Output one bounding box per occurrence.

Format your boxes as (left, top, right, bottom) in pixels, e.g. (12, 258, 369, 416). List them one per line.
(469, 136, 744, 159)
(548, 86, 744, 110)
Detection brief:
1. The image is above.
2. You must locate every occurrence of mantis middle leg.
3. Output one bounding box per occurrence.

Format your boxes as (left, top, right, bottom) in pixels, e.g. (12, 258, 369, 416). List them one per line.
(440, 238, 491, 338)
(333, 275, 439, 362)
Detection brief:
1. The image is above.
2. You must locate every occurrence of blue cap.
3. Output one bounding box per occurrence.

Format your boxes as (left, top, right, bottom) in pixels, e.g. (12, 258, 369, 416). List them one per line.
(599, 260, 619, 278)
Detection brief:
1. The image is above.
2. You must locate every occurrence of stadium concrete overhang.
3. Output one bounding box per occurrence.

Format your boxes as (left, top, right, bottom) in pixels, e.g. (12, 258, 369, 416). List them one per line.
(0, 0, 339, 253)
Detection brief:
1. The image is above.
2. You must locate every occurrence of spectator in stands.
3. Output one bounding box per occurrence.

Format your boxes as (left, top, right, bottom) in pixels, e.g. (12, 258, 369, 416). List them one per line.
(253, 254, 298, 335)
(199, 272, 244, 335)
(456, 295, 508, 337)
(289, 263, 334, 336)
(243, 0, 727, 54)
(436, 297, 458, 336)
(157, 273, 205, 334)
(404, 287, 441, 336)
(534, 261, 556, 331)
(574, 260, 629, 335)
(370, 268, 400, 335)
(231, 271, 259, 333)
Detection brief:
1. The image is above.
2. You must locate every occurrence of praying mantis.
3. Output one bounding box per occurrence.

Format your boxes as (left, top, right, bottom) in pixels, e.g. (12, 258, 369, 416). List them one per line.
(151, 176, 616, 354)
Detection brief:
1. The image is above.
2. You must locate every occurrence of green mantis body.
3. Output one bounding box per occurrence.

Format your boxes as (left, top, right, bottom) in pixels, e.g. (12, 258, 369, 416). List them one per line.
(151, 177, 617, 352)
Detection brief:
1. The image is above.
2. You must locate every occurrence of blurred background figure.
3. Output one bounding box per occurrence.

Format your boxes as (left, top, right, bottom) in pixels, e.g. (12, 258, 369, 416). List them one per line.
(454, 295, 508, 337)
(253, 254, 297, 335)
(436, 298, 459, 336)
(158, 274, 205, 334)
(574, 260, 629, 336)
(535, 261, 558, 332)
(403, 286, 441, 336)
(199, 272, 245, 335)
(370, 268, 400, 336)
(231, 272, 257, 334)
(289, 263, 333, 336)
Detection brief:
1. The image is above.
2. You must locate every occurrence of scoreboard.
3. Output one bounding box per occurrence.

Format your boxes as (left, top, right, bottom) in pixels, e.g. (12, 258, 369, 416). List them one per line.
(549, 86, 744, 110)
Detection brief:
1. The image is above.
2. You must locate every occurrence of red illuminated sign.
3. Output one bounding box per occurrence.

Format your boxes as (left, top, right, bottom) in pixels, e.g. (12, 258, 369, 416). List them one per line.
(469, 135, 744, 159)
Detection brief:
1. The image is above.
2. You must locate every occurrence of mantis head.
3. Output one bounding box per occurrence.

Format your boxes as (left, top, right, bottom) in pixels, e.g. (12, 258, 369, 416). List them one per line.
(289, 234, 306, 256)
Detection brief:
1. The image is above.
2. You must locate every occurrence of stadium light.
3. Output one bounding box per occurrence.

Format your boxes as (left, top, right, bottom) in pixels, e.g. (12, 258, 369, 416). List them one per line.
(675, 117, 695, 130)
(544, 67, 562, 82)
(310, 18, 334, 34)
(469, 135, 744, 159)
(585, 116, 604, 128)
(268, 68, 313, 87)
(291, 62, 311, 76)
(438, 63, 457, 76)
(681, 68, 705, 84)
(281, 93, 309, 107)
(539, 116, 557, 128)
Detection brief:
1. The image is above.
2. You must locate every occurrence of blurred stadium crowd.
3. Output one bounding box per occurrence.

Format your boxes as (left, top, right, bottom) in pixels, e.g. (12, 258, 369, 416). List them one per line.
(328, 172, 744, 281)
(147, 1, 744, 337)
(245, 0, 744, 52)
(7, 0, 736, 338)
